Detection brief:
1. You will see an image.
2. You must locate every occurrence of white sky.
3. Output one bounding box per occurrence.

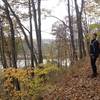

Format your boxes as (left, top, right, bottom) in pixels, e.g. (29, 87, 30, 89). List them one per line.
(0, 0, 91, 39)
(41, 0, 67, 39)
(41, 0, 82, 39)
(0, 0, 67, 39)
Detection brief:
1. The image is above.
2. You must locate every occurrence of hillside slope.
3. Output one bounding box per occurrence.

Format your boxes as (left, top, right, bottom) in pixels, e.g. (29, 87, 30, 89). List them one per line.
(43, 58, 100, 100)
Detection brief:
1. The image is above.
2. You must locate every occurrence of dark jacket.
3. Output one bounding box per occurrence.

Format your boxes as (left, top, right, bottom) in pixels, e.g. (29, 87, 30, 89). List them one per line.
(90, 39, 99, 57)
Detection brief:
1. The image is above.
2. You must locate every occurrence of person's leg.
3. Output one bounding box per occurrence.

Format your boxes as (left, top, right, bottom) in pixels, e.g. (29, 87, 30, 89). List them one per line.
(94, 58, 97, 74)
(90, 56, 97, 77)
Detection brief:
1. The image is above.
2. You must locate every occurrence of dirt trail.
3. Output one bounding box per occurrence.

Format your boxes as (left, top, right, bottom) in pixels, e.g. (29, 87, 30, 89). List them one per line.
(43, 58, 100, 100)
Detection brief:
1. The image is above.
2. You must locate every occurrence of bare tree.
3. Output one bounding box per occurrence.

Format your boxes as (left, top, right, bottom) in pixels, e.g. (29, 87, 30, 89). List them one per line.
(2, 0, 38, 66)
(0, 18, 7, 68)
(32, 0, 43, 64)
(2, 0, 20, 91)
(67, 0, 77, 62)
(74, 0, 86, 59)
(3, 0, 17, 68)
(29, 0, 35, 67)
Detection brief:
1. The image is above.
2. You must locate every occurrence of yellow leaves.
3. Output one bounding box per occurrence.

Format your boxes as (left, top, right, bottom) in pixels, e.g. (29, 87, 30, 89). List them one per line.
(4, 77, 14, 93)
(3, 68, 28, 82)
(34, 63, 60, 76)
(4, 77, 13, 88)
(10, 90, 27, 97)
(1, 68, 30, 99)
(0, 64, 60, 99)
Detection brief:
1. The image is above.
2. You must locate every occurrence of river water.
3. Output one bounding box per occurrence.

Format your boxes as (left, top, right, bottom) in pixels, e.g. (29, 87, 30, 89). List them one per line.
(0, 59, 71, 68)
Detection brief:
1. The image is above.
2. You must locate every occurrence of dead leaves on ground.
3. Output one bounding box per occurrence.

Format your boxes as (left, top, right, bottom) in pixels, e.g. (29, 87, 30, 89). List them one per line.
(43, 58, 100, 100)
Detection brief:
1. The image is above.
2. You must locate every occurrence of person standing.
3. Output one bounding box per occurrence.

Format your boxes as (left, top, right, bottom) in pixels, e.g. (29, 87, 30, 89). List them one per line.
(90, 33, 100, 77)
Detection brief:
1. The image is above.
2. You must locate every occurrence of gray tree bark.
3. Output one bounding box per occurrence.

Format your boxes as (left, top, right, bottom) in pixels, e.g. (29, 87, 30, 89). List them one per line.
(74, 0, 86, 59)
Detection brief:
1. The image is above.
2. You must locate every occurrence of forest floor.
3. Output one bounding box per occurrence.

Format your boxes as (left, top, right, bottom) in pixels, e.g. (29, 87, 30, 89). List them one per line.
(43, 57, 100, 100)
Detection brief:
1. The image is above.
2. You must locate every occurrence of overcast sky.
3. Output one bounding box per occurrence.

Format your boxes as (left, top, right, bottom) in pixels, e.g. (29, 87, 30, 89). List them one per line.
(0, 0, 83, 39)
(41, 0, 67, 39)
(41, 0, 82, 39)
(0, 0, 67, 39)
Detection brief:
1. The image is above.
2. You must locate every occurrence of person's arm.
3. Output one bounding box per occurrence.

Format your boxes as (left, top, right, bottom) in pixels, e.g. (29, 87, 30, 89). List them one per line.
(90, 44, 94, 57)
(94, 40, 99, 56)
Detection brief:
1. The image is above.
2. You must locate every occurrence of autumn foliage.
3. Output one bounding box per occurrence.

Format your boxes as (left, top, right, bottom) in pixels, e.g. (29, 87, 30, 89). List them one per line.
(0, 63, 60, 100)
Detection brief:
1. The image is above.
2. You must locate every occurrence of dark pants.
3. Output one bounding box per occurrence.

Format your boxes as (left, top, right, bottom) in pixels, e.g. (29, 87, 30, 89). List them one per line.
(90, 56, 97, 75)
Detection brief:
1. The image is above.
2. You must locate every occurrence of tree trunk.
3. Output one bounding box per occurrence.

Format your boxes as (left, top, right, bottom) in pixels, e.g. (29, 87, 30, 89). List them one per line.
(3, 0, 38, 65)
(4, 0, 17, 68)
(38, 0, 43, 63)
(74, 0, 86, 59)
(3, 0, 20, 91)
(68, 0, 77, 62)
(29, 0, 34, 68)
(0, 18, 7, 68)
(32, 0, 43, 64)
